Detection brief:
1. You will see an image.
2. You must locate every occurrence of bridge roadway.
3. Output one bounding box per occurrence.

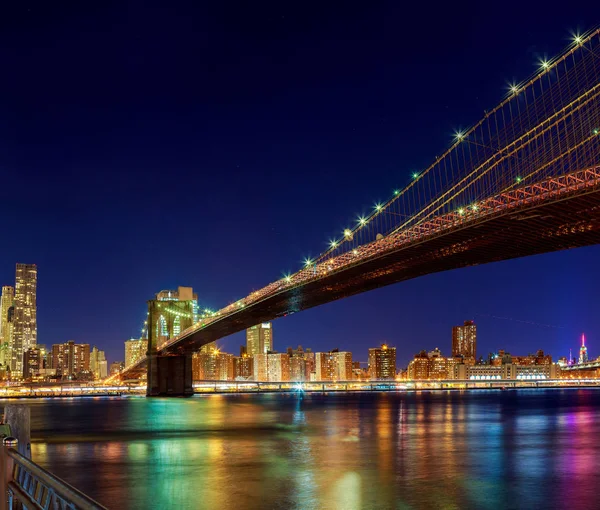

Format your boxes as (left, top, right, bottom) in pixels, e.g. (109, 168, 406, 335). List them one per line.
(121, 167, 600, 379)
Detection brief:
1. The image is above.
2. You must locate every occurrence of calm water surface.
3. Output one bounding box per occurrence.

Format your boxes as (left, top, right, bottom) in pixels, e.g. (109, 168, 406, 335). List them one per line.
(4, 389, 600, 509)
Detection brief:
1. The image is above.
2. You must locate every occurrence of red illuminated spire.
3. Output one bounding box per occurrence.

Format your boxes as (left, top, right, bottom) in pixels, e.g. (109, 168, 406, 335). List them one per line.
(582, 333, 586, 346)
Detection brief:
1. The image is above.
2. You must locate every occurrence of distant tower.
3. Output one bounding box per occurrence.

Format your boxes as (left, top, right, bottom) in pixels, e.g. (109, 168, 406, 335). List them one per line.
(12, 264, 37, 374)
(579, 333, 588, 364)
(246, 323, 273, 356)
(452, 320, 477, 359)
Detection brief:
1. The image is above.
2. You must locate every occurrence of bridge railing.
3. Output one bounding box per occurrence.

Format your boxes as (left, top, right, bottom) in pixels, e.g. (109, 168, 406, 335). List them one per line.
(0, 438, 107, 510)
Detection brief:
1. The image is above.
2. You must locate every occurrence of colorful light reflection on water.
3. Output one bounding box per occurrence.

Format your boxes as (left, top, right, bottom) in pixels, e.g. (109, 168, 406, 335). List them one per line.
(4, 389, 600, 509)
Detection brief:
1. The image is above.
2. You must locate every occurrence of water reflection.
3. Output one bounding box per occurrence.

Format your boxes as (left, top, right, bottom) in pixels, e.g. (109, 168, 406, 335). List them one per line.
(20, 389, 600, 509)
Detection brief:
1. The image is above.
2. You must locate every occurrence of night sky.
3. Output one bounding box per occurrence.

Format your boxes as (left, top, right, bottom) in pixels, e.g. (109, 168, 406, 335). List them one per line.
(2, 2, 599, 366)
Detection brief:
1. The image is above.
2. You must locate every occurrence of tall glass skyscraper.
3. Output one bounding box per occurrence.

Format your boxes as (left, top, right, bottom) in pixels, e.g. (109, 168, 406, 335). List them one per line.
(13, 264, 37, 373)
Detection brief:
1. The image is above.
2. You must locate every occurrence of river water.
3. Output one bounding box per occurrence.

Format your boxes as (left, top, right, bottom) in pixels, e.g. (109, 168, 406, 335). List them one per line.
(4, 389, 600, 509)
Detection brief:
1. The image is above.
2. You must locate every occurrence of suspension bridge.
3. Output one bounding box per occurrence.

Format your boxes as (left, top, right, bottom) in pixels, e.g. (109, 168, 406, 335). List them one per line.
(115, 30, 600, 394)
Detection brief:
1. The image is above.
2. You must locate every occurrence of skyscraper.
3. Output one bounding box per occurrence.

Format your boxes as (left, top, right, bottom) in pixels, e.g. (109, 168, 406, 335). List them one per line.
(579, 333, 589, 364)
(368, 344, 397, 380)
(0, 286, 14, 367)
(12, 264, 37, 373)
(246, 322, 273, 356)
(452, 320, 477, 359)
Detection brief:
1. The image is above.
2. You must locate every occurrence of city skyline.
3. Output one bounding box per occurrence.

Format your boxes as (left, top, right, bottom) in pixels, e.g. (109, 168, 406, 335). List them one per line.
(1, 260, 596, 369)
(3, 4, 600, 366)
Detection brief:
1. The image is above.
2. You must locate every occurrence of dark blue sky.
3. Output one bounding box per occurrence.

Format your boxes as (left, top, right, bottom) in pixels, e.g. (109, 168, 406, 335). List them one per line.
(2, 1, 599, 366)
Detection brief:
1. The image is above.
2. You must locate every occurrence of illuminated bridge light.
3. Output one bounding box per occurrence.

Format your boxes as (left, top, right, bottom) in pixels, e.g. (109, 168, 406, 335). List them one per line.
(394, 189, 400, 195)
(344, 229, 352, 238)
(471, 204, 478, 211)
(458, 208, 465, 215)
(352, 249, 358, 255)
(330, 240, 338, 248)
(540, 59, 550, 70)
(304, 258, 313, 267)
(374, 203, 383, 212)
(593, 128, 599, 135)
(573, 34, 583, 45)
(284, 274, 292, 283)
(509, 83, 519, 94)
(453, 130, 466, 142)
(358, 216, 367, 226)
(412, 172, 419, 179)
(516, 176, 522, 183)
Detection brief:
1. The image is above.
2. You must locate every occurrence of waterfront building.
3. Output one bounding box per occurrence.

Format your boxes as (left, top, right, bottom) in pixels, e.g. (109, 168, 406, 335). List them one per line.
(192, 348, 234, 380)
(0, 286, 14, 367)
(253, 353, 268, 382)
(12, 264, 37, 374)
(579, 334, 588, 363)
(287, 345, 315, 381)
(267, 353, 291, 382)
(233, 354, 253, 379)
(50, 341, 90, 378)
(125, 338, 147, 368)
(452, 320, 476, 359)
(110, 361, 125, 375)
(246, 323, 272, 356)
(90, 346, 108, 379)
(315, 350, 352, 381)
(368, 344, 397, 380)
(23, 347, 44, 379)
(335, 351, 353, 380)
(464, 363, 558, 380)
(315, 352, 336, 381)
(407, 351, 430, 380)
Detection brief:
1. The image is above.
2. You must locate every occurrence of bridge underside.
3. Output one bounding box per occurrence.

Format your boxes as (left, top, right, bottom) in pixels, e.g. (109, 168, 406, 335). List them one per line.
(122, 184, 600, 380)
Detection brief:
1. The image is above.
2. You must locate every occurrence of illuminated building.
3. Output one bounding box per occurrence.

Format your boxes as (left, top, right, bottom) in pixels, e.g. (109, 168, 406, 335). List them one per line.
(315, 352, 336, 381)
(335, 351, 353, 380)
(90, 346, 108, 379)
(407, 351, 430, 380)
(288, 345, 315, 381)
(0, 286, 14, 367)
(253, 353, 268, 381)
(50, 341, 90, 378)
(23, 347, 44, 379)
(125, 338, 147, 368)
(246, 323, 272, 356)
(233, 354, 253, 379)
(465, 364, 558, 380)
(267, 353, 291, 382)
(579, 334, 589, 363)
(12, 264, 37, 374)
(429, 356, 448, 380)
(315, 350, 352, 381)
(192, 348, 234, 380)
(452, 320, 476, 359)
(110, 361, 124, 376)
(369, 344, 397, 380)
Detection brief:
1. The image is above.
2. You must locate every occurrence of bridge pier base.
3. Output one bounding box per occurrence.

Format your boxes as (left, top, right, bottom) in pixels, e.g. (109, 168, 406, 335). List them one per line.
(147, 353, 193, 397)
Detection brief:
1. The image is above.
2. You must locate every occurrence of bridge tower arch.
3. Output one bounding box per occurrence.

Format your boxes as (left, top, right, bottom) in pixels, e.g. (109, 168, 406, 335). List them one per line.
(146, 297, 195, 397)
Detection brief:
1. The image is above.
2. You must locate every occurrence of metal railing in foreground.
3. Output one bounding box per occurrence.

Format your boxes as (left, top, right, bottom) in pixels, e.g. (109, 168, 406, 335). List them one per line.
(0, 438, 107, 510)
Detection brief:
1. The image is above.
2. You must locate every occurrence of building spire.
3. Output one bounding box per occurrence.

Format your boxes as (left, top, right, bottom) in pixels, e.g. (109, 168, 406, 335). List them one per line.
(582, 333, 585, 346)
